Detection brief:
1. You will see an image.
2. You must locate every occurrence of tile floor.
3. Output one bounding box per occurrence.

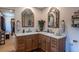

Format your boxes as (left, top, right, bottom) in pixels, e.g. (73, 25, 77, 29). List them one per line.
(0, 35, 16, 52)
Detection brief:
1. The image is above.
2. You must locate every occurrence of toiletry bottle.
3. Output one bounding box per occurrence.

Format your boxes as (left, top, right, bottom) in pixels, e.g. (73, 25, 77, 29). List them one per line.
(23, 29, 25, 33)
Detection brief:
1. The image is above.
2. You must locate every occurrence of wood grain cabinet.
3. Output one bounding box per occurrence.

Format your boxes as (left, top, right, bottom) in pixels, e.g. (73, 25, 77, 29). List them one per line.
(39, 35, 51, 52)
(38, 34, 41, 48)
(16, 34, 39, 52)
(50, 37, 65, 52)
(16, 36, 25, 52)
(16, 34, 65, 52)
(41, 35, 46, 51)
(32, 34, 39, 50)
(45, 36, 51, 52)
(38, 34, 46, 51)
(25, 35, 39, 51)
(25, 35, 32, 51)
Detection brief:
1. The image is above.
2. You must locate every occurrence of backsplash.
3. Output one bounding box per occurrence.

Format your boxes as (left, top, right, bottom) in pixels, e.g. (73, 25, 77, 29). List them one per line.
(22, 27, 36, 33)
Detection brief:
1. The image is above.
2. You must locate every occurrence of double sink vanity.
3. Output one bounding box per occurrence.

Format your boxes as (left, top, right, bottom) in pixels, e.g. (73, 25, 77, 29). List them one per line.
(15, 32, 66, 52)
(15, 7, 66, 52)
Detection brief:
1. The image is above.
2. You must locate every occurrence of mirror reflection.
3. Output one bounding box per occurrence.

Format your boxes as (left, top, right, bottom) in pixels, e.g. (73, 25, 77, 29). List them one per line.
(22, 8, 34, 27)
(48, 7, 60, 28)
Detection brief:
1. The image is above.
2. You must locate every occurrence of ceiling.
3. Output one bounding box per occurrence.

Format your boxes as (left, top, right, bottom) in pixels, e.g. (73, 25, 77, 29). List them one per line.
(34, 7, 48, 10)
(0, 7, 48, 12)
(0, 7, 18, 13)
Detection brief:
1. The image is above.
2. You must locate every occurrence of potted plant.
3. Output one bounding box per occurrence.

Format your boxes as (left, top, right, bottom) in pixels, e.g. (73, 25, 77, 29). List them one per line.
(38, 20, 45, 31)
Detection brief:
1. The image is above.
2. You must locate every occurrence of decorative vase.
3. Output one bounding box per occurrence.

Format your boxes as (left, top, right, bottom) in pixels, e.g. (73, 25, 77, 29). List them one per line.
(38, 20, 45, 31)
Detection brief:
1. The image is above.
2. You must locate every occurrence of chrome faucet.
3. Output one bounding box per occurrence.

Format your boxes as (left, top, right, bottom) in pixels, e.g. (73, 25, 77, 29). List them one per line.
(27, 28, 32, 32)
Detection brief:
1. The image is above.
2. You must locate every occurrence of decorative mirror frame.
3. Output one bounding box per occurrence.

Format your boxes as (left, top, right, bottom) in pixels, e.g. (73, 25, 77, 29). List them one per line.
(21, 8, 34, 27)
(48, 7, 60, 28)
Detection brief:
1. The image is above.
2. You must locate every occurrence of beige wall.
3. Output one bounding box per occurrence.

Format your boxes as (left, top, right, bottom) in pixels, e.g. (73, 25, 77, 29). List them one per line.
(15, 7, 42, 33)
(41, 7, 60, 32)
(57, 7, 79, 51)
(15, 7, 79, 51)
(15, 7, 61, 33)
(40, 7, 79, 51)
(15, 7, 79, 32)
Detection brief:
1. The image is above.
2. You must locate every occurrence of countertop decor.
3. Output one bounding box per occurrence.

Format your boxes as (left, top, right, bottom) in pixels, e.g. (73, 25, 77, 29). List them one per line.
(38, 20, 45, 31)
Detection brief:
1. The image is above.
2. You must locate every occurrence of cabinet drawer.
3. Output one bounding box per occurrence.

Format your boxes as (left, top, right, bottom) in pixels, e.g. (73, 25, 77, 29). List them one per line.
(51, 44, 57, 48)
(51, 39, 57, 44)
(51, 47, 57, 52)
(51, 39, 57, 42)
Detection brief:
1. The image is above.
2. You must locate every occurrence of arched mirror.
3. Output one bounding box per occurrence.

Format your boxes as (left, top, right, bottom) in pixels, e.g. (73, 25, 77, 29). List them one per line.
(22, 8, 34, 27)
(48, 7, 60, 28)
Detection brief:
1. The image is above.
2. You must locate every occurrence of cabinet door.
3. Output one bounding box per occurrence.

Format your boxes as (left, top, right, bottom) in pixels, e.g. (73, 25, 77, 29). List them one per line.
(16, 36, 25, 52)
(32, 35, 38, 50)
(50, 37, 57, 52)
(46, 36, 51, 52)
(41, 39, 46, 51)
(38, 34, 41, 48)
(40, 35, 46, 51)
(57, 39, 65, 52)
(25, 36, 32, 51)
(50, 37, 65, 52)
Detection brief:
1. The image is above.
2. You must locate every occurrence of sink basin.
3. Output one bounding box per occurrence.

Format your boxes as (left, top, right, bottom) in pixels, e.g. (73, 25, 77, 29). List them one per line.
(55, 34, 62, 36)
(45, 31, 54, 33)
(54, 32, 62, 36)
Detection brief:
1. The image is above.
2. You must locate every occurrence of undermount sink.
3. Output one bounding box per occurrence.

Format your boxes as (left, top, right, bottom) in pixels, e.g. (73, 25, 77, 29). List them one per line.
(55, 34, 62, 36)
(45, 31, 63, 36)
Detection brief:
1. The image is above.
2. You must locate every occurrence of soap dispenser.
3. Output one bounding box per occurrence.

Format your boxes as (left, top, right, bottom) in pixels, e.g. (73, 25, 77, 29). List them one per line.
(23, 29, 25, 33)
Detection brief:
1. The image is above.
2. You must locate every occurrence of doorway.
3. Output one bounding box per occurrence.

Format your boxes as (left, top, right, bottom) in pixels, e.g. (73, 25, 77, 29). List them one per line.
(11, 18, 15, 35)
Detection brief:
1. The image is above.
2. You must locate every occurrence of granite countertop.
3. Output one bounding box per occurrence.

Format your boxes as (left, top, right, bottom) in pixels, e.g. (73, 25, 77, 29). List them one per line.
(15, 32, 66, 39)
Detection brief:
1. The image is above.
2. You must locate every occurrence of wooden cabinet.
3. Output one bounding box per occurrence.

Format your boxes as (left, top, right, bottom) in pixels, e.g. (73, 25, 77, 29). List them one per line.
(25, 35, 32, 51)
(16, 34, 65, 52)
(45, 36, 51, 52)
(16, 36, 25, 52)
(38, 34, 41, 48)
(41, 38, 46, 51)
(50, 37, 65, 52)
(39, 34, 46, 51)
(16, 35, 33, 52)
(32, 34, 38, 50)
(39, 35, 51, 52)
(16, 34, 39, 52)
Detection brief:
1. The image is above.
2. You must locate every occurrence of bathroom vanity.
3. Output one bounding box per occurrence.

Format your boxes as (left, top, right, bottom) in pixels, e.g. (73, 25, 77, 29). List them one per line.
(15, 7, 65, 52)
(15, 32, 66, 52)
